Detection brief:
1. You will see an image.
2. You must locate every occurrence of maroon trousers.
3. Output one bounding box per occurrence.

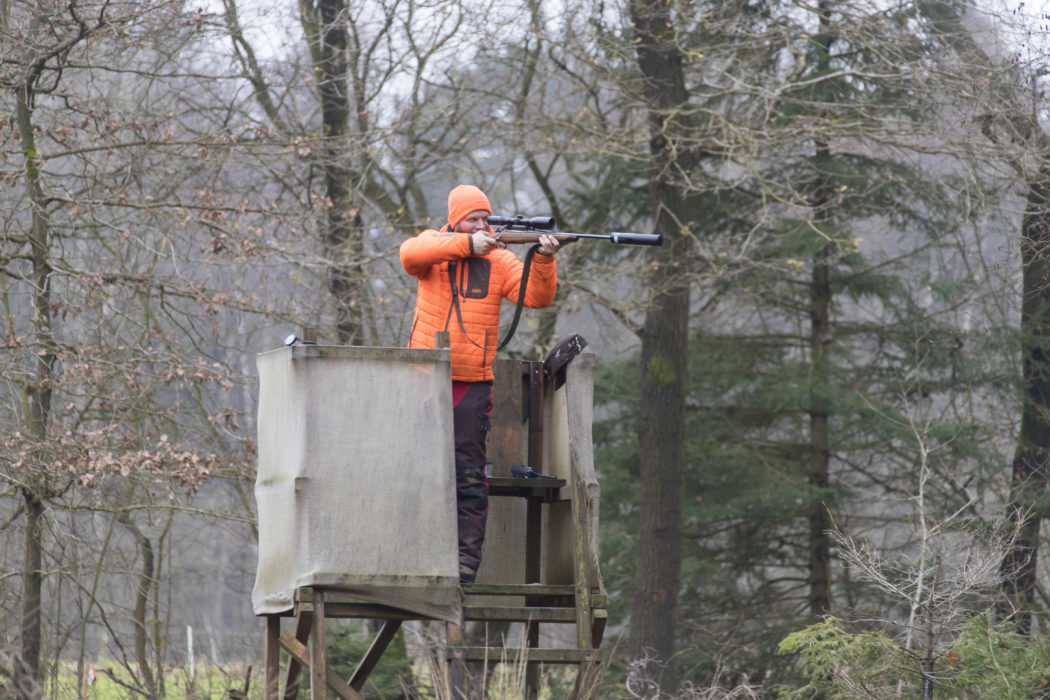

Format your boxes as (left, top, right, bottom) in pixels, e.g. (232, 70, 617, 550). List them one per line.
(452, 381, 492, 573)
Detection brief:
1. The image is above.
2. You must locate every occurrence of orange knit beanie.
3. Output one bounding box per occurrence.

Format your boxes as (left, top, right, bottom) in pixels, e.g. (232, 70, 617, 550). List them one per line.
(447, 185, 492, 230)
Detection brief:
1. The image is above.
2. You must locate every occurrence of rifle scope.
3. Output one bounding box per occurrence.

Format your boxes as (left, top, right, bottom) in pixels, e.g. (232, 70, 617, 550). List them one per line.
(488, 215, 555, 230)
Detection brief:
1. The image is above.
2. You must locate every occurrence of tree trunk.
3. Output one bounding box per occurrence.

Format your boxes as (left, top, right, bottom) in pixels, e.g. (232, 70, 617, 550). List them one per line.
(17, 490, 44, 699)
(15, 63, 56, 699)
(118, 513, 158, 698)
(627, 0, 694, 686)
(301, 0, 371, 344)
(632, 276, 688, 670)
(805, 0, 835, 620)
(808, 242, 833, 618)
(999, 154, 1050, 633)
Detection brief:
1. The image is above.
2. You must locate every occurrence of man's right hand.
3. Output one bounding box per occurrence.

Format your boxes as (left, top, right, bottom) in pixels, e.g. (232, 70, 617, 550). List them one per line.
(471, 231, 504, 256)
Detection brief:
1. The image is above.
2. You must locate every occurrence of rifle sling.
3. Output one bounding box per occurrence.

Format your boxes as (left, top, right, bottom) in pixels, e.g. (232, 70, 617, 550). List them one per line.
(446, 243, 541, 355)
(499, 243, 541, 350)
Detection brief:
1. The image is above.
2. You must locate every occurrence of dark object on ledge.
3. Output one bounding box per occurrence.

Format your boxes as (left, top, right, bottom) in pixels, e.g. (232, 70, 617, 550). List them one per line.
(511, 464, 555, 480)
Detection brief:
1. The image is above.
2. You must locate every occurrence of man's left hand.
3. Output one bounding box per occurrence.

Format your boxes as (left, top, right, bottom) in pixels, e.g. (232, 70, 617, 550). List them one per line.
(537, 234, 561, 256)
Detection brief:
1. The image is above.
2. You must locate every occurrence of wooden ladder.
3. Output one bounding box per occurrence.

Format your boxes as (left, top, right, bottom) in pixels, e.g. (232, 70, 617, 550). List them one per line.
(444, 470, 607, 699)
(447, 581, 606, 698)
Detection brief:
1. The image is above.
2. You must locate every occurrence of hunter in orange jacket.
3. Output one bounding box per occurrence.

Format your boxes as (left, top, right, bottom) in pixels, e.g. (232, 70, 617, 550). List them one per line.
(401, 185, 562, 583)
(400, 185, 559, 382)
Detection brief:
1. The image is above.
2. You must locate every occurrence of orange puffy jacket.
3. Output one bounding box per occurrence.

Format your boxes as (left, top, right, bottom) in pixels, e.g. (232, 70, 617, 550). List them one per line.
(401, 228, 557, 382)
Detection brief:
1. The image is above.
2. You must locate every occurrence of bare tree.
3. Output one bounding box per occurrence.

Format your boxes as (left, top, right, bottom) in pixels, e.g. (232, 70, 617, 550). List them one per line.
(915, 0, 1050, 634)
(0, 1, 287, 693)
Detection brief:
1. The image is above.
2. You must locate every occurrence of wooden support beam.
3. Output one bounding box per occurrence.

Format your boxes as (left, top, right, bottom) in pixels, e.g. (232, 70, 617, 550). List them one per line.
(278, 633, 363, 700)
(525, 496, 543, 584)
(283, 612, 313, 700)
(446, 623, 466, 700)
(574, 580, 594, 651)
(527, 363, 544, 473)
(349, 621, 401, 691)
(592, 609, 608, 648)
(525, 620, 540, 700)
(265, 616, 280, 700)
(310, 591, 327, 700)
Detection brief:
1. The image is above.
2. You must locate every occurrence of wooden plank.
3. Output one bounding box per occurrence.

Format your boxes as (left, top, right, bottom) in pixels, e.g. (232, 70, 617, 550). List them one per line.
(446, 647, 599, 664)
(527, 363, 544, 473)
(295, 589, 446, 622)
(489, 359, 527, 477)
(277, 633, 362, 700)
(349, 621, 401, 692)
(460, 583, 574, 597)
(566, 356, 609, 653)
(321, 603, 431, 621)
(300, 591, 420, 610)
(463, 606, 576, 623)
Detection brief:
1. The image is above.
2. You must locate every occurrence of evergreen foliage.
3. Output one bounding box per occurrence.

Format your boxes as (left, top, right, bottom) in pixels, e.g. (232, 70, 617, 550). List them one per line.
(777, 614, 1050, 699)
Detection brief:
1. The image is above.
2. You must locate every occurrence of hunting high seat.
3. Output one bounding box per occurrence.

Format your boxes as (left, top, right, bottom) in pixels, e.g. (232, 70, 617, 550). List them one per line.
(252, 337, 605, 699)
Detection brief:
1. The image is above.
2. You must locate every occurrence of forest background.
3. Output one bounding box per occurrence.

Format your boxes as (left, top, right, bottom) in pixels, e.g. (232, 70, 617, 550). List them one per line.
(3, 0, 1050, 697)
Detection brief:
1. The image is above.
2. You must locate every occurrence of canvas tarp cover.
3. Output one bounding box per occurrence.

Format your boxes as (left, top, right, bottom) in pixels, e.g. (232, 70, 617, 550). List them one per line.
(252, 345, 460, 624)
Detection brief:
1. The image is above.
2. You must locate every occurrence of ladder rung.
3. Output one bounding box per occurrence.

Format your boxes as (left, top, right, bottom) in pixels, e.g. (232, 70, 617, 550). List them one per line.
(461, 583, 574, 596)
(464, 605, 576, 623)
(461, 583, 607, 609)
(447, 647, 600, 664)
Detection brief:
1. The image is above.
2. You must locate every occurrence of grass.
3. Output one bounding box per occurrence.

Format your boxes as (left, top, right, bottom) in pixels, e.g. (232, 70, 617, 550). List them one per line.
(44, 661, 256, 699)
(46, 656, 589, 699)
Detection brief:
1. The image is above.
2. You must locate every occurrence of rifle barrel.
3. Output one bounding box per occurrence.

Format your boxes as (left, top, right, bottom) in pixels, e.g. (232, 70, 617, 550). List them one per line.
(497, 230, 662, 246)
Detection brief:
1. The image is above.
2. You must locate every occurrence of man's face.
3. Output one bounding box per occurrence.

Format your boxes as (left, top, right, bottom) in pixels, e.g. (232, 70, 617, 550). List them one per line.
(455, 210, 490, 233)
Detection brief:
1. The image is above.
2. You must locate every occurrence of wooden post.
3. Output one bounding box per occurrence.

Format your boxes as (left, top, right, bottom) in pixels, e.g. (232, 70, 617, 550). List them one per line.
(446, 622, 466, 699)
(310, 591, 326, 700)
(525, 361, 544, 700)
(527, 363, 544, 472)
(264, 617, 280, 700)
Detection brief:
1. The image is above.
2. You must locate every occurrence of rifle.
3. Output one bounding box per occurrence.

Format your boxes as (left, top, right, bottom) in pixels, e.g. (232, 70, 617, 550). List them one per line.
(482, 215, 658, 349)
(488, 215, 662, 246)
